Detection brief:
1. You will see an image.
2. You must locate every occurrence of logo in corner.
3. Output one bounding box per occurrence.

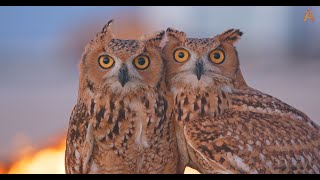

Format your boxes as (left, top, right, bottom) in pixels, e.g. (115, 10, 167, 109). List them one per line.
(304, 9, 315, 23)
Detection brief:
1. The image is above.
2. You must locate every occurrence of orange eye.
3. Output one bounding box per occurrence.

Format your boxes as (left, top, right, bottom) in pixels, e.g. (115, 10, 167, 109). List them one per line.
(133, 55, 150, 70)
(173, 48, 190, 63)
(209, 49, 225, 64)
(98, 55, 115, 69)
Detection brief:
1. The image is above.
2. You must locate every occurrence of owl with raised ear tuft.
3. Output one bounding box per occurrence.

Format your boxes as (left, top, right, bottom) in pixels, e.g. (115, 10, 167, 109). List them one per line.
(65, 20, 179, 174)
(162, 27, 320, 174)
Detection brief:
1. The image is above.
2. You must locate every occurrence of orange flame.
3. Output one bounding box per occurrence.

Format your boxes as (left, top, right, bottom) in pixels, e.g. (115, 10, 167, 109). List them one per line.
(6, 138, 66, 174)
(2, 136, 199, 174)
(0, 163, 6, 174)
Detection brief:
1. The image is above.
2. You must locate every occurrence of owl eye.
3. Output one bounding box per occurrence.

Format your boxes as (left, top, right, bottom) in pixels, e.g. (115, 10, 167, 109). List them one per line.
(133, 55, 150, 70)
(98, 55, 115, 69)
(209, 49, 225, 64)
(173, 48, 190, 63)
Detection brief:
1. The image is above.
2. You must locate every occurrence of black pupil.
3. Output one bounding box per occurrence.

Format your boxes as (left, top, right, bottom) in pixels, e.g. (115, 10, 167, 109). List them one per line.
(103, 57, 110, 64)
(138, 57, 145, 65)
(178, 52, 185, 58)
(214, 53, 220, 59)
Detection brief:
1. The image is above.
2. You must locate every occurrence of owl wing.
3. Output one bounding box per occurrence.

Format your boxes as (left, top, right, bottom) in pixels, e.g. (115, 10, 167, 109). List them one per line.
(65, 102, 95, 174)
(184, 89, 320, 174)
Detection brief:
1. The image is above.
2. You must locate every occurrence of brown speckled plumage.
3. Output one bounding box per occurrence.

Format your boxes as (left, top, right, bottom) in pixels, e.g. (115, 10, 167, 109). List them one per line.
(162, 27, 320, 174)
(65, 20, 178, 174)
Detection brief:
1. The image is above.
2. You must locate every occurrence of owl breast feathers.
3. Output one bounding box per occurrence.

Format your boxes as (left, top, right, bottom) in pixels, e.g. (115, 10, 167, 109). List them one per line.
(65, 20, 179, 174)
(162, 27, 320, 174)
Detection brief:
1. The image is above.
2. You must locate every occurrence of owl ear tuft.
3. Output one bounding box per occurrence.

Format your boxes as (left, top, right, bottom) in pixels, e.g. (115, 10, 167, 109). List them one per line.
(218, 29, 243, 44)
(102, 19, 113, 33)
(96, 19, 114, 41)
(166, 27, 187, 42)
(141, 30, 165, 48)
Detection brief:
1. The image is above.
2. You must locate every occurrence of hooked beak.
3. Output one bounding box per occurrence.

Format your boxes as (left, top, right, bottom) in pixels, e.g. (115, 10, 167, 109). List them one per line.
(194, 60, 204, 80)
(118, 64, 129, 87)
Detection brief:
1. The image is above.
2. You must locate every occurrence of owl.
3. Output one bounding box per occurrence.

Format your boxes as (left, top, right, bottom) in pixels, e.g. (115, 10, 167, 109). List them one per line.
(65, 20, 179, 174)
(162, 27, 320, 174)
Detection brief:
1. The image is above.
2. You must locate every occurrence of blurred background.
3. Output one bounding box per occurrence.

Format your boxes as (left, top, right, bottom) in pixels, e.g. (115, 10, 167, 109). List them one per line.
(0, 6, 319, 174)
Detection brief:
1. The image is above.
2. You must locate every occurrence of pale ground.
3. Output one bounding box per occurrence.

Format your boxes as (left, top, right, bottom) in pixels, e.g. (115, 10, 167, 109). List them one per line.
(185, 167, 200, 174)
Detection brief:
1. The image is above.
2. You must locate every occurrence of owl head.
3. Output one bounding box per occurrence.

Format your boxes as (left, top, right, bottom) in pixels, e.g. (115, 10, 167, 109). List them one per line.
(162, 27, 247, 93)
(78, 20, 165, 98)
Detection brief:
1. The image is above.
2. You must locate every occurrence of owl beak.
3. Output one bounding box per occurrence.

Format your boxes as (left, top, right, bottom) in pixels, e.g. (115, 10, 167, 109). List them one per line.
(118, 65, 129, 87)
(194, 60, 204, 80)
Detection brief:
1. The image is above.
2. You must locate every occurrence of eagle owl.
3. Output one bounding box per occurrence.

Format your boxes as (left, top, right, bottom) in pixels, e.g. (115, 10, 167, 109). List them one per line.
(162, 27, 320, 174)
(65, 20, 179, 174)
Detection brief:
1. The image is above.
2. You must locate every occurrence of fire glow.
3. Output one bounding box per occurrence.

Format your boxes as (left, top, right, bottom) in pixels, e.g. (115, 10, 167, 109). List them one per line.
(0, 137, 199, 174)
(3, 138, 66, 174)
